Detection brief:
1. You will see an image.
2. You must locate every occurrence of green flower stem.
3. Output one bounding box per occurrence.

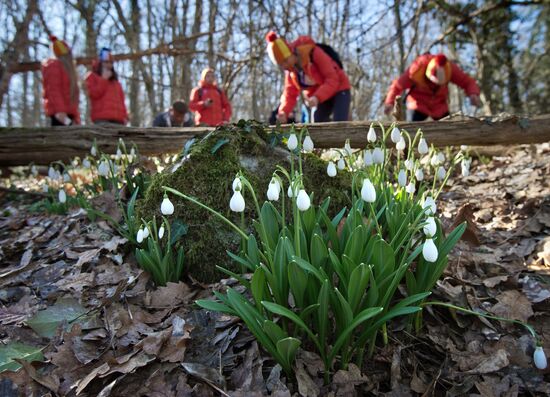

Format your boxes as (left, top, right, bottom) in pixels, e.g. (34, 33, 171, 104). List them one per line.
(369, 202, 383, 236)
(382, 322, 388, 345)
(434, 158, 459, 200)
(163, 186, 249, 241)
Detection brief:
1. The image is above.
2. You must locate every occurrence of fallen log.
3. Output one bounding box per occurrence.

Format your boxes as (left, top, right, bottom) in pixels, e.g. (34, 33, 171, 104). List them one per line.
(0, 114, 548, 166)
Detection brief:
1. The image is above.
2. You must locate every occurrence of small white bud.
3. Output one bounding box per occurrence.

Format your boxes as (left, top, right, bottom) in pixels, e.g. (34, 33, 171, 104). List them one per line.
(437, 166, 446, 180)
(437, 152, 445, 163)
(372, 148, 384, 164)
(267, 180, 280, 201)
(391, 126, 401, 143)
(31, 165, 38, 176)
(367, 126, 377, 143)
(534, 346, 547, 370)
(423, 216, 437, 236)
(296, 189, 311, 211)
(142, 226, 150, 239)
(91, 146, 98, 157)
(405, 182, 416, 194)
(137, 228, 144, 243)
(418, 138, 429, 155)
(63, 173, 71, 183)
(460, 145, 468, 151)
(396, 137, 406, 151)
(82, 159, 91, 169)
(161, 195, 175, 215)
(116, 148, 122, 160)
(430, 154, 440, 167)
(344, 141, 352, 156)
(287, 134, 298, 150)
(130, 147, 136, 157)
(302, 136, 314, 152)
(327, 161, 337, 177)
(337, 158, 345, 170)
(423, 196, 437, 215)
(48, 166, 56, 180)
(361, 179, 376, 203)
(232, 177, 242, 192)
(415, 168, 424, 181)
(43, 184, 49, 193)
(230, 191, 245, 212)
(404, 159, 414, 170)
(422, 238, 438, 262)
(398, 169, 407, 187)
(364, 150, 373, 166)
(158, 225, 165, 239)
(461, 158, 471, 177)
(98, 161, 109, 176)
(58, 189, 67, 203)
(287, 185, 295, 198)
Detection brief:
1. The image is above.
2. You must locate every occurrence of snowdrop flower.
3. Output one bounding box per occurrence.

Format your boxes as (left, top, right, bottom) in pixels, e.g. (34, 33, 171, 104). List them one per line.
(136, 228, 144, 243)
(372, 147, 384, 164)
(303, 136, 314, 152)
(404, 159, 414, 170)
(534, 346, 547, 370)
(232, 177, 242, 192)
(337, 158, 345, 170)
(142, 226, 150, 239)
(364, 150, 373, 166)
(398, 169, 407, 187)
(287, 134, 298, 150)
(391, 126, 401, 143)
(461, 158, 471, 177)
(267, 179, 281, 201)
(430, 154, 440, 167)
(423, 196, 436, 215)
(158, 225, 165, 240)
(396, 137, 406, 151)
(406, 182, 416, 195)
(31, 165, 38, 176)
(98, 161, 109, 176)
(91, 145, 97, 157)
(115, 148, 122, 161)
(344, 141, 352, 156)
(361, 179, 376, 203)
(437, 166, 446, 180)
(130, 147, 136, 157)
(43, 184, 49, 193)
(415, 168, 424, 181)
(367, 126, 377, 143)
(82, 159, 91, 169)
(63, 173, 71, 183)
(327, 161, 337, 177)
(161, 194, 175, 215)
(58, 189, 67, 203)
(460, 145, 468, 151)
(230, 190, 245, 212)
(437, 152, 445, 163)
(296, 190, 311, 211)
(422, 238, 438, 262)
(418, 138, 429, 155)
(287, 185, 295, 198)
(423, 216, 437, 237)
(48, 166, 56, 180)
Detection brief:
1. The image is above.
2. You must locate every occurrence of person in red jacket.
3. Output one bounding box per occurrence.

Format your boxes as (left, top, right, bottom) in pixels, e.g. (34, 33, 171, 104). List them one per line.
(189, 68, 232, 126)
(41, 36, 81, 126)
(84, 48, 128, 125)
(265, 31, 351, 123)
(384, 53, 481, 121)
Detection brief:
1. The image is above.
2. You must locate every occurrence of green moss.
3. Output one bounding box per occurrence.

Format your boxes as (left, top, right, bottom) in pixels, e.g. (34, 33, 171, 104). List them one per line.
(137, 121, 351, 283)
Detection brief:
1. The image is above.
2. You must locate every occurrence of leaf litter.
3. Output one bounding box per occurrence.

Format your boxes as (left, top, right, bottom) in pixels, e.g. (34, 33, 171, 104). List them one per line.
(0, 143, 549, 395)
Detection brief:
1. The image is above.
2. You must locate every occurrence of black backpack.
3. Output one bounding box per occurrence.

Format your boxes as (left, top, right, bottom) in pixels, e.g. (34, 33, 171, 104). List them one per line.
(314, 43, 344, 70)
(198, 86, 222, 99)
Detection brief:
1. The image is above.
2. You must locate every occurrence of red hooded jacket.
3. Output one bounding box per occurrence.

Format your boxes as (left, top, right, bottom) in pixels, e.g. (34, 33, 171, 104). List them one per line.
(85, 68, 128, 124)
(189, 81, 232, 126)
(41, 58, 81, 124)
(280, 36, 351, 116)
(384, 54, 480, 119)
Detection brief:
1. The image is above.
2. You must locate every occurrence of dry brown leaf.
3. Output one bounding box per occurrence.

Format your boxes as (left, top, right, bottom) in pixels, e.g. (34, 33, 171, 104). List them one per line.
(483, 276, 509, 288)
(465, 349, 510, 374)
(295, 358, 320, 397)
(489, 290, 534, 322)
(450, 203, 481, 246)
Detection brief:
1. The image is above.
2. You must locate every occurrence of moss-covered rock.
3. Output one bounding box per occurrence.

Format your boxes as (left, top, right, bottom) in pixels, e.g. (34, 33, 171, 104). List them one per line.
(137, 121, 351, 283)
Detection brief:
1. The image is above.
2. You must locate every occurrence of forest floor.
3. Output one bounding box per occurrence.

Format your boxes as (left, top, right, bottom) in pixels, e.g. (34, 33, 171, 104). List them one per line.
(0, 143, 549, 396)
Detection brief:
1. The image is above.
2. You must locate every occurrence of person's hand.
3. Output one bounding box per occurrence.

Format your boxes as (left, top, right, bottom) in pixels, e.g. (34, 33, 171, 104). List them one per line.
(101, 69, 113, 80)
(204, 98, 213, 108)
(304, 96, 319, 108)
(54, 112, 70, 125)
(276, 112, 288, 124)
(469, 94, 481, 107)
(384, 103, 393, 115)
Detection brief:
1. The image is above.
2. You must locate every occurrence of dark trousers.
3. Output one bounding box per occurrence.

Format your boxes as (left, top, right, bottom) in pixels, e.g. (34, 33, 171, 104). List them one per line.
(407, 109, 449, 121)
(312, 90, 351, 122)
(50, 115, 75, 126)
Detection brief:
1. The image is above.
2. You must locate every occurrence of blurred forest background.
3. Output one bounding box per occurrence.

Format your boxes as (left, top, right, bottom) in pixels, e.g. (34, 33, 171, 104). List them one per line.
(0, 0, 547, 127)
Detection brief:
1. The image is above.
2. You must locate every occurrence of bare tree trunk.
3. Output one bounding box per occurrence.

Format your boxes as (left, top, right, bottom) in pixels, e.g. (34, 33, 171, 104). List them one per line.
(207, 0, 216, 66)
(394, 0, 405, 73)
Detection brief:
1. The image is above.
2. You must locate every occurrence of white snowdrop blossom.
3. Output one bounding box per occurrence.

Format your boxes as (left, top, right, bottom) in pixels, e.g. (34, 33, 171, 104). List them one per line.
(337, 158, 345, 170)
(461, 158, 471, 177)
(534, 346, 547, 370)
(58, 189, 67, 203)
(98, 161, 109, 177)
(364, 150, 373, 166)
(367, 126, 377, 142)
(43, 184, 49, 193)
(267, 179, 281, 201)
(130, 147, 136, 157)
(161, 195, 175, 215)
(406, 182, 416, 195)
(391, 126, 401, 143)
(158, 225, 165, 240)
(344, 141, 353, 156)
(82, 159, 91, 168)
(116, 148, 122, 160)
(327, 161, 337, 177)
(142, 226, 150, 239)
(437, 166, 446, 180)
(232, 177, 242, 192)
(31, 165, 38, 176)
(415, 168, 424, 181)
(372, 148, 384, 164)
(91, 146, 98, 157)
(423, 216, 437, 237)
(361, 179, 376, 203)
(430, 154, 440, 167)
(398, 169, 407, 187)
(48, 166, 56, 180)
(418, 138, 429, 155)
(63, 173, 71, 183)
(423, 196, 437, 215)
(460, 145, 468, 151)
(303, 136, 314, 152)
(437, 152, 445, 163)
(287, 185, 295, 198)
(230, 191, 246, 212)
(422, 238, 438, 262)
(287, 134, 298, 150)
(136, 229, 144, 243)
(296, 190, 311, 211)
(396, 137, 406, 151)
(404, 159, 414, 170)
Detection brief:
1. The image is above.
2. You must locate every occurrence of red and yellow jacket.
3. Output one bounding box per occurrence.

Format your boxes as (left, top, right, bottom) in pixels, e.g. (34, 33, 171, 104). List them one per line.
(280, 36, 350, 116)
(189, 81, 232, 126)
(41, 58, 81, 124)
(384, 54, 480, 119)
(84, 71, 128, 124)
